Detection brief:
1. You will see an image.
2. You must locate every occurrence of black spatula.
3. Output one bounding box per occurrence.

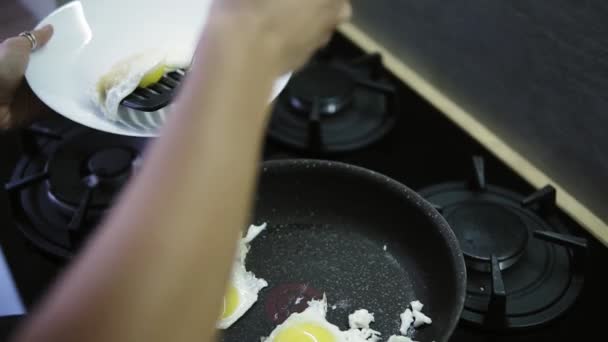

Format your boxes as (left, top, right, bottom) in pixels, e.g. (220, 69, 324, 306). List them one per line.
(120, 69, 186, 112)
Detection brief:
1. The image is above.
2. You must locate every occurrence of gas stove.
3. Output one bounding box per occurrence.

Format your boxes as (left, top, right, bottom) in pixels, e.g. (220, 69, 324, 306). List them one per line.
(1, 33, 607, 341)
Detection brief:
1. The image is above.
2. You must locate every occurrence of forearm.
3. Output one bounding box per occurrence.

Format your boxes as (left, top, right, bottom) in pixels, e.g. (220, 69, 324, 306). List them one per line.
(13, 21, 278, 342)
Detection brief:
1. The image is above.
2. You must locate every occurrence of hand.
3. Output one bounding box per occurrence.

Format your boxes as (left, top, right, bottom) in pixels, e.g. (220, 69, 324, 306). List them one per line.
(0, 25, 54, 130)
(208, 0, 352, 74)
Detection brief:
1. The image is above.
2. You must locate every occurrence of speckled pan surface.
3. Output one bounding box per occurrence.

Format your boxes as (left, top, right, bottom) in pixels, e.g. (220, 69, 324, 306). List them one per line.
(221, 159, 466, 342)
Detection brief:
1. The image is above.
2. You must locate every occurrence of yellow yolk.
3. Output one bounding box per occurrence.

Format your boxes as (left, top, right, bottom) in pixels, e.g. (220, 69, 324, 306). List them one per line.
(138, 63, 166, 88)
(274, 323, 336, 342)
(221, 285, 240, 319)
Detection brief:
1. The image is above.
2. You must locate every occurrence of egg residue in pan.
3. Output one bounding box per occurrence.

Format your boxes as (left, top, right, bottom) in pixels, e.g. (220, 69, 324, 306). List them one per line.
(263, 296, 383, 342)
(217, 223, 268, 329)
(263, 296, 344, 342)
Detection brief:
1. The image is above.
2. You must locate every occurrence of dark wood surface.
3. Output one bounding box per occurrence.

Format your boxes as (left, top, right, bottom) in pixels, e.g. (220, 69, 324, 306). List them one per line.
(351, 0, 608, 223)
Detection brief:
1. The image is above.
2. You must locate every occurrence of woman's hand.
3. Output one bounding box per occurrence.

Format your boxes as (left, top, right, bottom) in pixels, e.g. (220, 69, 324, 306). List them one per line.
(0, 25, 53, 130)
(208, 0, 352, 75)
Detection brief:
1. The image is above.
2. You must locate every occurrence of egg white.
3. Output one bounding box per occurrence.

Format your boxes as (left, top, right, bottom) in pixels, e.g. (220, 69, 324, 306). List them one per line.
(217, 223, 268, 329)
(93, 48, 189, 120)
(264, 296, 381, 342)
(264, 296, 344, 341)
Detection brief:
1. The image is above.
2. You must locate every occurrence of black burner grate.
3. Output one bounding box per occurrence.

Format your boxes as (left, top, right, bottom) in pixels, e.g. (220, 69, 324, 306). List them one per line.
(419, 156, 586, 331)
(268, 52, 397, 154)
(5, 121, 147, 258)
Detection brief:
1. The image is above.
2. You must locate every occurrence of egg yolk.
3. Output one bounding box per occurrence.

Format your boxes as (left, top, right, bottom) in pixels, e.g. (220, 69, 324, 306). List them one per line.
(138, 63, 166, 88)
(274, 323, 336, 342)
(221, 285, 240, 319)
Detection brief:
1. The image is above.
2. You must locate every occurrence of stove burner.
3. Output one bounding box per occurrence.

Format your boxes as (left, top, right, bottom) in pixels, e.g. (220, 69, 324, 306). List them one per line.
(288, 64, 355, 115)
(46, 132, 139, 210)
(88, 148, 133, 178)
(269, 53, 397, 153)
(5, 120, 147, 258)
(419, 156, 587, 331)
(445, 202, 529, 272)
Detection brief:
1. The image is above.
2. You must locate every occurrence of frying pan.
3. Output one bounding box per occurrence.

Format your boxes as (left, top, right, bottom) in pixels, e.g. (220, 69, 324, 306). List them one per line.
(221, 159, 466, 342)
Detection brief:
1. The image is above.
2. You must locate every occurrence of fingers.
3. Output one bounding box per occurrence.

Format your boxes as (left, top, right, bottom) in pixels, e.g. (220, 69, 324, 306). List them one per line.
(321, 1, 351, 46)
(320, 0, 351, 23)
(313, 0, 350, 50)
(3, 25, 54, 53)
(31, 25, 54, 48)
(338, 1, 352, 22)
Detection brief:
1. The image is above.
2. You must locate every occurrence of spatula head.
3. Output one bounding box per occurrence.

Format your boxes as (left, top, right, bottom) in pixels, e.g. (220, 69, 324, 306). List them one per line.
(120, 69, 186, 112)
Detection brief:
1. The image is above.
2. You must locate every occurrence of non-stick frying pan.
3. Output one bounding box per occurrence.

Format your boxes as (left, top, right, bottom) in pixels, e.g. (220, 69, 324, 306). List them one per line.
(221, 159, 466, 342)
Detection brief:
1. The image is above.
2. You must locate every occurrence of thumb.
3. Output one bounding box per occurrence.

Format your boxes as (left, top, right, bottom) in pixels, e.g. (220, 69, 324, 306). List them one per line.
(31, 25, 54, 49)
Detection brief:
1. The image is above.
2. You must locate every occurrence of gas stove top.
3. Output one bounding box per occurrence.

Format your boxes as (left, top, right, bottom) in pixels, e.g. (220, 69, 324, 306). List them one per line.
(1, 33, 607, 341)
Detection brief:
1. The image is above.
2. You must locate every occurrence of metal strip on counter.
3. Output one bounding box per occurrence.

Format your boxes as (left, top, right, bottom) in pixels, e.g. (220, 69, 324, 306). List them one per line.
(338, 23, 608, 247)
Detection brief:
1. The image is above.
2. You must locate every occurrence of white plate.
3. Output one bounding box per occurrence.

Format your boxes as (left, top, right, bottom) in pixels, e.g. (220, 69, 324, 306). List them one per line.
(26, 0, 291, 137)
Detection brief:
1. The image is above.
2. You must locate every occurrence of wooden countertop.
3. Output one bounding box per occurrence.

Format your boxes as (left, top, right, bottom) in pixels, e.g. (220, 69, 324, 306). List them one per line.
(338, 23, 608, 246)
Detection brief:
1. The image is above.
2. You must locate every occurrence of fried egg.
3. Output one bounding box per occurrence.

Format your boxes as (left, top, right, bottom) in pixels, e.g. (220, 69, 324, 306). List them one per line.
(264, 296, 343, 342)
(410, 300, 424, 312)
(343, 327, 381, 342)
(217, 223, 269, 329)
(399, 309, 414, 335)
(387, 336, 416, 342)
(348, 309, 375, 329)
(400, 299, 432, 334)
(264, 296, 381, 342)
(91, 51, 168, 120)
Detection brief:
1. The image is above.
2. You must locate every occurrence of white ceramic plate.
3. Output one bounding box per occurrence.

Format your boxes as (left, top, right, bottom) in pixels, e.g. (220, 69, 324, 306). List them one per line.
(26, 0, 291, 137)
